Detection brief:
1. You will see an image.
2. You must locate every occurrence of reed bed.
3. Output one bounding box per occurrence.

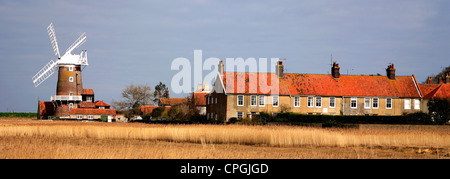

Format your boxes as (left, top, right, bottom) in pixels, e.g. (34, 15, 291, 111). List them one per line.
(0, 120, 448, 148)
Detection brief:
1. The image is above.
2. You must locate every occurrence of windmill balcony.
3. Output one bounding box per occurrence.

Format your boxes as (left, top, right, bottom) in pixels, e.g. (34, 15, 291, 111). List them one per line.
(51, 95, 82, 101)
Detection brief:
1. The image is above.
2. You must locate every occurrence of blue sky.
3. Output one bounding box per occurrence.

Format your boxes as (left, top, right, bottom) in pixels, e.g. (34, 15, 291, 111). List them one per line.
(0, 0, 449, 112)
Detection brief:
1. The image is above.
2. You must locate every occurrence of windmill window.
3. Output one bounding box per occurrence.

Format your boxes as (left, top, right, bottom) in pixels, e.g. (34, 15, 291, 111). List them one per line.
(69, 77, 74, 82)
(69, 66, 73, 71)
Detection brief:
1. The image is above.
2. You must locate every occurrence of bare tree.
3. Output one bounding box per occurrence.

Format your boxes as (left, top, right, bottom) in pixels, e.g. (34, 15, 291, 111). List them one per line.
(112, 84, 154, 116)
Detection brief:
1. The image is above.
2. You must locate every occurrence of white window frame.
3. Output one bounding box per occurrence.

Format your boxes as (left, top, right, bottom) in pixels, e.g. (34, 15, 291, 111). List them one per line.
(88, 115, 93, 120)
(77, 115, 83, 120)
(307, 96, 314, 108)
(386, 98, 392, 109)
(69, 77, 74, 82)
(315, 96, 322, 108)
(237, 95, 244, 106)
(69, 66, 74, 71)
(69, 103, 73, 109)
(372, 98, 379, 109)
(294, 96, 300, 107)
(404, 99, 411, 109)
(237, 111, 243, 119)
(272, 95, 279, 107)
(86, 96, 93, 102)
(258, 96, 265, 107)
(350, 97, 357, 109)
(69, 92, 73, 97)
(364, 98, 371, 109)
(414, 99, 420, 110)
(329, 97, 336, 108)
(250, 95, 257, 106)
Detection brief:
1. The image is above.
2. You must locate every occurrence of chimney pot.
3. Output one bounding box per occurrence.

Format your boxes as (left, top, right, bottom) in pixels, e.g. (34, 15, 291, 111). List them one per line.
(386, 64, 396, 80)
(276, 61, 284, 78)
(331, 62, 340, 78)
(446, 73, 450, 84)
(426, 77, 433, 84)
(218, 60, 224, 76)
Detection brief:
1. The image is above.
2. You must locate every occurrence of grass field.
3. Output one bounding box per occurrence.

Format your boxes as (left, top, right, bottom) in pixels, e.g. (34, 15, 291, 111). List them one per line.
(0, 119, 449, 159)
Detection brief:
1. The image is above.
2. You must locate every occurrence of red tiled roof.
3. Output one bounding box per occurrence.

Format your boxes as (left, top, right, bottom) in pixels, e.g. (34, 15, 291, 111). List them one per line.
(221, 72, 421, 98)
(141, 105, 172, 114)
(94, 100, 110, 107)
(193, 92, 207, 106)
(82, 89, 94, 95)
(160, 98, 188, 106)
(420, 84, 450, 99)
(39, 101, 55, 116)
(79, 102, 96, 108)
(70, 108, 116, 115)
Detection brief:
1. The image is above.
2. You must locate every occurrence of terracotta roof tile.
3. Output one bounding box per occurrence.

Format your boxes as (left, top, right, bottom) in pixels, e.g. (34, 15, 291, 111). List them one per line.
(70, 108, 116, 115)
(222, 72, 421, 98)
(39, 101, 55, 116)
(82, 89, 94, 95)
(79, 102, 96, 108)
(94, 100, 110, 107)
(141, 105, 172, 114)
(193, 92, 207, 106)
(160, 98, 188, 106)
(420, 84, 450, 99)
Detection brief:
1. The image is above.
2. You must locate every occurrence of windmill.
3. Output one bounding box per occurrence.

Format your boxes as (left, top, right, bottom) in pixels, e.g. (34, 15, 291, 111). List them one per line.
(32, 23, 88, 116)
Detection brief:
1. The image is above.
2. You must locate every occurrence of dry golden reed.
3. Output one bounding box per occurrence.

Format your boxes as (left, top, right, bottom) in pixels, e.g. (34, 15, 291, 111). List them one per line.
(0, 120, 448, 148)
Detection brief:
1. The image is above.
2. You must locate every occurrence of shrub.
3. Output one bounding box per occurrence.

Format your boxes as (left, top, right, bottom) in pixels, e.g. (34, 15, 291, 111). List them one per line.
(151, 107, 165, 118)
(428, 99, 450, 125)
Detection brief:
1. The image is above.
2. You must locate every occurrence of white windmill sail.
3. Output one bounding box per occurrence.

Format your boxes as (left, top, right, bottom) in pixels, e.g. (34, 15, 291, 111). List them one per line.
(32, 22, 88, 87)
(47, 23, 60, 59)
(64, 32, 86, 56)
(32, 60, 57, 87)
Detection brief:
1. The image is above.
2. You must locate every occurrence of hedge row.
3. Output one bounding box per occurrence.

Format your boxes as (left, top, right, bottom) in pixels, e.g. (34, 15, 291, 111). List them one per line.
(0, 112, 37, 118)
(261, 112, 437, 125)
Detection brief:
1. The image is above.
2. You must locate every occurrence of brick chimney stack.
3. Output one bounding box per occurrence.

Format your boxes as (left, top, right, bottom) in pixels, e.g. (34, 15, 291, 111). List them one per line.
(166, 89, 170, 99)
(276, 61, 284, 78)
(386, 64, 396, 80)
(218, 60, 224, 76)
(426, 77, 433, 84)
(438, 76, 443, 84)
(331, 62, 340, 78)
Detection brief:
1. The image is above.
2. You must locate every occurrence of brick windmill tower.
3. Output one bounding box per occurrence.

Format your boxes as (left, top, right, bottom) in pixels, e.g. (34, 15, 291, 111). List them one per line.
(32, 23, 88, 117)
